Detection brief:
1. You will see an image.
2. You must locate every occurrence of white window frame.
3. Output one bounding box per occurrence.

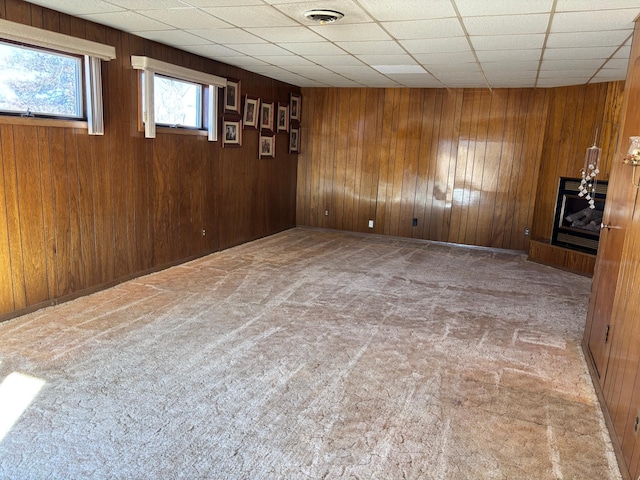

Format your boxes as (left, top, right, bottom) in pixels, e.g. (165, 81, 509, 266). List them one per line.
(0, 18, 116, 135)
(131, 56, 227, 141)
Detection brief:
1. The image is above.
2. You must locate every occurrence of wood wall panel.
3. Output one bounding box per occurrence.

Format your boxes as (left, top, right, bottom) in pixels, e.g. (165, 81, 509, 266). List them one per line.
(531, 82, 624, 244)
(297, 83, 622, 252)
(298, 87, 556, 250)
(0, 0, 299, 320)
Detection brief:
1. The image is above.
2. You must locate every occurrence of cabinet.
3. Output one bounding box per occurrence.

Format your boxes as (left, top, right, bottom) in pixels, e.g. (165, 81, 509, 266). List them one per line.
(584, 32, 640, 480)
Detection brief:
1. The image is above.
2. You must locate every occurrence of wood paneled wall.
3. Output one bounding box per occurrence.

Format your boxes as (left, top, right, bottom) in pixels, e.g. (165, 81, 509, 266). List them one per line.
(297, 82, 623, 253)
(0, 0, 299, 320)
(531, 82, 624, 243)
(297, 87, 550, 250)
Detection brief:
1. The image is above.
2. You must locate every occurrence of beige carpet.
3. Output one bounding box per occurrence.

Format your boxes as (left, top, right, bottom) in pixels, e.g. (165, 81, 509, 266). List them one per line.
(0, 228, 621, 479)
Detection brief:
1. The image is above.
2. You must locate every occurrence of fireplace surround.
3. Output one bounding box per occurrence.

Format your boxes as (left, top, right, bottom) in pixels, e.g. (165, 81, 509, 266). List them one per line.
(551, 177, 608, 255)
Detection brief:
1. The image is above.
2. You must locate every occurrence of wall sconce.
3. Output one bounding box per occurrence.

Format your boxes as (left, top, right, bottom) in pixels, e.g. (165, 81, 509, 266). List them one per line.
(623, 136, 640, 188)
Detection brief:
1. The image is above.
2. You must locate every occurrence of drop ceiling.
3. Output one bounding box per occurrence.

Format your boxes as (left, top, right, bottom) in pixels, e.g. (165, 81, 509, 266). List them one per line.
(24, 0, 640, 89)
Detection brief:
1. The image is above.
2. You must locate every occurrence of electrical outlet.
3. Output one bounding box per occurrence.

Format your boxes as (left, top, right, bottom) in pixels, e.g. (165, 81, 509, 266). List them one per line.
(412, 218, 418, 227)
(324, 210, 329, 216)
(368, 220, 374, 228)
(202, 229, 206, 237)
(524, 227, 531, 236)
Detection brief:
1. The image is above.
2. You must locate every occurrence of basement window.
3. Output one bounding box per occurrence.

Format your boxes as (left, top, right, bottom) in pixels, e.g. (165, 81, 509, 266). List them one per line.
(0, 18, 116, 134)
(151, 74, 203, 129)
(131, 55, 227, 141)
(0, 41, 83, 119)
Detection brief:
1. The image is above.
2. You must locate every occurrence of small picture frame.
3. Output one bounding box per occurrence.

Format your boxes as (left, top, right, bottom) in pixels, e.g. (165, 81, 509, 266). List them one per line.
(223, 119, 242, 147)
(290, 92, 301, 122)
(243, 95, 260, 129)
(277, 103, 289, 132)
(289, 127, 300, 154)
(224, 78, 240, 114)
(259, 134, 275, 158)
(260, 101, 274, 131)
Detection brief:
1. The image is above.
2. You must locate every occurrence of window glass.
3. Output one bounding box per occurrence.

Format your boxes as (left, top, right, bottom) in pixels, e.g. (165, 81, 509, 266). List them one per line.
(0, 41, 83, 118)
(153, 74, 202, 129)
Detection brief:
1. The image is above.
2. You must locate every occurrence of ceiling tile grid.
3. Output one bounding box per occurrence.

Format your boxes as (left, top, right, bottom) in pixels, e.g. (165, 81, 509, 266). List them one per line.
(22, 0, 640, 88)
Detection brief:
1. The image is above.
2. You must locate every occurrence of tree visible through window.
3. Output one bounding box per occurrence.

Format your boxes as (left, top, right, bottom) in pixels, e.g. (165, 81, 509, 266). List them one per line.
(0, 41, 83, 118)
(144, 74, 202, 129)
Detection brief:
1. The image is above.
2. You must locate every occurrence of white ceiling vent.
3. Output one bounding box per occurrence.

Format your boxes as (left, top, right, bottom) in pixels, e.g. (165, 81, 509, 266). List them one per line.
(304, 9, 344, 25)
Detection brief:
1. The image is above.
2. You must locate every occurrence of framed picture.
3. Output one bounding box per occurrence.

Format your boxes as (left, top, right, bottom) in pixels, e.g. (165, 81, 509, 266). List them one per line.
(223, 119, 242, 147)
(289, 127, 300, 154)
(277, 103, 289, 132)
(260, 101, 274, 131)
(224, 78, 240, 114)
(243, 95, 260, 129)
(290, 92, 301, 122)
(259, 134, 275, 158)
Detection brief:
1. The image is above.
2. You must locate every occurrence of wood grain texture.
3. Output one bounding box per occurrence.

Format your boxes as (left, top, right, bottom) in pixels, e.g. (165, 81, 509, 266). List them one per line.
(0, 0, 299, 320)
(581, 19, 640, 480)
(297, 83, 621, 254)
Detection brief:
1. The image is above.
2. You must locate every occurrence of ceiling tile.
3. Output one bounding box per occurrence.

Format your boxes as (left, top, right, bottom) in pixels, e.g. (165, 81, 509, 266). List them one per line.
(613, 45, 632, 60)
(221, 56, 269, 67)
(182, 0, 263, 5)
(133, 29, 211, 45)
(336, 41, 405, 55)
(302, 55, 365, 66)
(309, 23, 392, 42)
(187, 28, 266, 44)
(540, 59, 605, 71)
(79, 11, 172, 31)
(357, 54, 417, 66)
(543, 47, 617, 60)
(181, 44, 243, 56)
(202, 5, 299, 27)
(261, 55, 316, 66)
(139, 8, 231, 29)
(538, 69, 595, 78)
(600, 58, 629, 70)
(355, 0, 455, 21)
(415, 51, 477, 64)
(480, 61, 540, 72)
(455, 0, 553, 16)
(470, 34, 545, 51)
(244, 65, 298, 76)
(25, 0, 123, 15)
(229, 43, 292, 55)
(429, 63, 482, 75)
(475, 49, 541, 62)
(386, 73, 443, 87)
(400, 37, 469, 54)
(382, 18, 465, 40)
(278, 42, 346, 55)
(327, 65, 379, 76)
(358, 78, 402, 87)
(104, 0, 186, 8)
(246, 27, 325, 43)
(556, 0, 640, 12)
(551, 10, 637, 33)
(591, 69, 627, 81)
(372, 64, 425, 74)
(537, 77, 591, 87)
(283, 65, 339, 76)
(463, 14, 550, 36)
(546, 31, 632, 48)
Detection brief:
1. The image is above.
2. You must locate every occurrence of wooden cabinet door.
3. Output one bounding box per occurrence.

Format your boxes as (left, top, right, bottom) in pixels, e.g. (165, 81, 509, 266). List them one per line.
(585, 173, 635, 384)
(585, 55, 640, 385)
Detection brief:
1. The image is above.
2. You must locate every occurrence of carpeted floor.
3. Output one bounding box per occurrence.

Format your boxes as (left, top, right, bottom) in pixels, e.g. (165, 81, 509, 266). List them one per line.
(0, 227, 621, 479)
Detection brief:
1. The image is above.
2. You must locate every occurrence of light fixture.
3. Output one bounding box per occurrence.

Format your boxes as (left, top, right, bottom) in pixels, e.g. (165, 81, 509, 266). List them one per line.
(623, 136, 640, 188)
(304, 9, 344, 25)
(579, 131, 601, 208)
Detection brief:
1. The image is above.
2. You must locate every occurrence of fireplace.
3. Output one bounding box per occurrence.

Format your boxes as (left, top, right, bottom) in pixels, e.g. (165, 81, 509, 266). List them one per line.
(551, 177, 607, 255)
